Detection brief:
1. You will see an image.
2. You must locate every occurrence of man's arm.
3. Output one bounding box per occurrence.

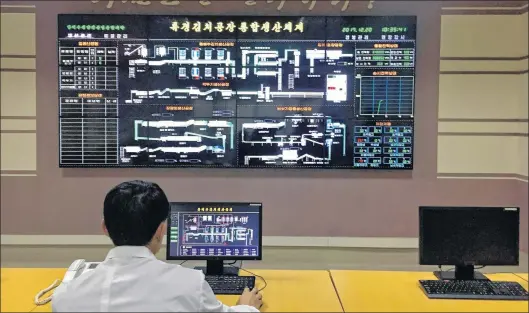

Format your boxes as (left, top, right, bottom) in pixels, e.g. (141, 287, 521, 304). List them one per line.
(198, 276, 260, 313)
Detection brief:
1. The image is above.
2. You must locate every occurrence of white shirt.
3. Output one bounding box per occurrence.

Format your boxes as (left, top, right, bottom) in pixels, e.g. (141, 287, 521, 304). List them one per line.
(52, 246, 259, 312)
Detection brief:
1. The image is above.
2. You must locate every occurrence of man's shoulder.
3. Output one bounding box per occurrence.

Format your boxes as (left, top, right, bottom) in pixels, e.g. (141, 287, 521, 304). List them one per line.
(153, 260, 205, 280)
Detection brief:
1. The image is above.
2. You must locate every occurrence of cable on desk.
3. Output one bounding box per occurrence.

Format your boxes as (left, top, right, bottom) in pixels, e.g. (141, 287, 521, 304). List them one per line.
(512, 273, 529, 283)
(179, 260, 187, 266)
(34, 279, 62, 306)
(229, 262, 268, 292)
(328, 271, 345, 313)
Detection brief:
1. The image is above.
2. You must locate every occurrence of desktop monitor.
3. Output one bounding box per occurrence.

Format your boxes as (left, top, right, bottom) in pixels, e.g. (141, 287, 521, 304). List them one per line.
(167, 202, 262, 276)
(419, 206, 520, 281)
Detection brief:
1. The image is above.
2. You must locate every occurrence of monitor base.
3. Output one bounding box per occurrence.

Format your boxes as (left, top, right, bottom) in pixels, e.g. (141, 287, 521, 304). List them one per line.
(195, 266, 239, 276)
(195, 260, 240, 276)
(434, 266, 489, 281)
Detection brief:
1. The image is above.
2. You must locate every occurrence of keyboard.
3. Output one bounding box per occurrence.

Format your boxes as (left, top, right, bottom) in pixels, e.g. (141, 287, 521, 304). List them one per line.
(205, 275, 256, 295)
(419, 280, 529, 300)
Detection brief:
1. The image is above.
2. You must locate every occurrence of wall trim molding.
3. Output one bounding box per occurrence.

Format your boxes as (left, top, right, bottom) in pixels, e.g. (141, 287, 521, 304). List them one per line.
(440, 56, 529, 61)
(0, 4, 36, 8)
(0, 130, 36, 134)
(0, 116, 36, 120)
(0, 235, 419, 249)
(441, 3, 529, 15)
(438, 118, 529, 123)
(0, 170, 37, 176)
(0, 54, 36, 59)
(438, 132, 528, 137)
(442, 3, 529, 10)
(437, 173, 529, 183)
(0, 68, 36, 72)
(0, 6, 36, 13)
(440, 70, 529, 75)
(0, 174, 37, 177)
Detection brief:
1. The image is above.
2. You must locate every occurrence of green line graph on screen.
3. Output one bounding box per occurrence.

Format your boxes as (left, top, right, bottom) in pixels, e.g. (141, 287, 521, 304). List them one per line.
(358, 75, 414, 117)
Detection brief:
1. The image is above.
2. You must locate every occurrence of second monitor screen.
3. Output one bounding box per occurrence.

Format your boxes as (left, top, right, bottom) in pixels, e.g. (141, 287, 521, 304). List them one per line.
(168, 202, 262, 259)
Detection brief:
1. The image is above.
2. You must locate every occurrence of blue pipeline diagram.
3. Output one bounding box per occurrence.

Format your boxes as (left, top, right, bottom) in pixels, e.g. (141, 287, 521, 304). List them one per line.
(122, 43, 355, 103)
(182, 214, 255, 246)
(120, 119, 234, 159)
(240, 116, 346, 165)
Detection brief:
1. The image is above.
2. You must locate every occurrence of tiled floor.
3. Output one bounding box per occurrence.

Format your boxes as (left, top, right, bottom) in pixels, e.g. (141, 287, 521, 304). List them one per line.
(1, 246, 527, 273)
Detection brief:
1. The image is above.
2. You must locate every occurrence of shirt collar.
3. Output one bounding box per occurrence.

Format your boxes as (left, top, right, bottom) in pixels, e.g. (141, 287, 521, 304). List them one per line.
(105, 246, 156, 260)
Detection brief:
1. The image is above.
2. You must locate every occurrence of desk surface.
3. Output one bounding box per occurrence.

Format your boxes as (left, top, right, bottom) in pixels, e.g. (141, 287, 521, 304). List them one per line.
(3, 268, 527, 313)
(1, 268, 343, 312)
(1, 268, 68, 312)
(330, 270, 529, 312)
(516, 273, 529, 281)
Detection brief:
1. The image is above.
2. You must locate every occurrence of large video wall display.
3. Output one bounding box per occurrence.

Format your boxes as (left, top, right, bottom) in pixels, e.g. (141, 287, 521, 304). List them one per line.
(58, 15, 416, 169)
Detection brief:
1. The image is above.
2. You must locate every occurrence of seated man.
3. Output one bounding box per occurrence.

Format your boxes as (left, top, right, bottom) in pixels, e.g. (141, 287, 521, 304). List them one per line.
(52, 180, 262, 312)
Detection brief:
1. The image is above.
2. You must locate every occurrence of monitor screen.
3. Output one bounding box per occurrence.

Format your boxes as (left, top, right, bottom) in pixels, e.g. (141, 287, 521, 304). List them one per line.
(58, 14, 416, 169)
(419, 207, 520, 266)
(167, 202, 262, 260)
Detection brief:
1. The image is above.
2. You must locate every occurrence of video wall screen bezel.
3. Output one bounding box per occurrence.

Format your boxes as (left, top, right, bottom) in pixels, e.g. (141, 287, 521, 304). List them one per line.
(58, 14, 417, 170)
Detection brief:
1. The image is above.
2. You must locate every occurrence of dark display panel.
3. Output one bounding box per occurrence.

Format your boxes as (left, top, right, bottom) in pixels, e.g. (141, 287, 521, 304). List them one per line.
(58, 15, 416, 169)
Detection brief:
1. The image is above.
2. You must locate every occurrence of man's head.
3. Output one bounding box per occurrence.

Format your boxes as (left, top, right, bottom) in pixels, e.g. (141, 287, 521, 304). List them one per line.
(102, 180, 170, 253)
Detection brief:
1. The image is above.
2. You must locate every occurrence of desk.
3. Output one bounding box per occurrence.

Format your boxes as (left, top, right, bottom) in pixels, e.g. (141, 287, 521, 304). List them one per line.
(330, 270, 529, 312)
(1, 268, 67, 312)
(1, 268, 343, 312)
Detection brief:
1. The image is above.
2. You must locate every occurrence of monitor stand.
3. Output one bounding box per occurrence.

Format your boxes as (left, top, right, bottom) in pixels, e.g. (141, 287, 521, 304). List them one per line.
(434, 265, 489, 281)
(195, 260, 239, 276)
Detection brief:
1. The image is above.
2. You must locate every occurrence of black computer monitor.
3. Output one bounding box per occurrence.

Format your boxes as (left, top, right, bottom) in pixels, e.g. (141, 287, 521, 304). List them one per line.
(167, 202, 262, 276)
(419, 206, 520, 281)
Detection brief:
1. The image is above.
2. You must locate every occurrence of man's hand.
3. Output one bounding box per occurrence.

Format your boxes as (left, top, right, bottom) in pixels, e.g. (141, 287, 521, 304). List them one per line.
(237, 287, 263, 310)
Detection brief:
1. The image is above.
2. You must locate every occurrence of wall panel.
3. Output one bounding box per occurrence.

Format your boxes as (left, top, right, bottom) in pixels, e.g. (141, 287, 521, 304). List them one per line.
(519, 73, 528, 118)
(438, 135, 519, 174)
(0, 72, 36, 117)
(439, 74, 526, 120)
(441, 13, 528, 58)
(438, 9, 528, 179)
(0, 13, 35, 56)
(440, 59, 528, 73)
(0, 119, 36, 131)
(0, 57, 36, 70)
(439, 121, 528, 134)
(518, 137, 528, 177)
(0, 133, 37, 171)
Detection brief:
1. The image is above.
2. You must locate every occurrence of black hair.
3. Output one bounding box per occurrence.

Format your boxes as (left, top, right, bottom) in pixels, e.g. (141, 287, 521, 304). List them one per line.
(103, 180, 170, 246)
